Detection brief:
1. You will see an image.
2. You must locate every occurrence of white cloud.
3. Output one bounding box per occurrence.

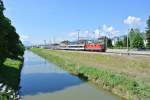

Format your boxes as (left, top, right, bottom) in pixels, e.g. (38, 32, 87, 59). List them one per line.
(69, 31, 90, 39)
(54, 37, 69, 43)
(124, 16, 141, 26)
(94, 29, 101, 38)
(95, 25, 119, 37)
(68, 25, 119, 40)
(84, 30, 89, 34)
(20, 35, 29, 41)
(69, 32, 78, 37)
(102, 25, 119, 34)
(81, 30, 90, 39)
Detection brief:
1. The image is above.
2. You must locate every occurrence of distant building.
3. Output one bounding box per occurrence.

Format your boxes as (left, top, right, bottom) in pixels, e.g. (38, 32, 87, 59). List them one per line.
(112, 36, 120, 46)
(140, 32, 147, 47)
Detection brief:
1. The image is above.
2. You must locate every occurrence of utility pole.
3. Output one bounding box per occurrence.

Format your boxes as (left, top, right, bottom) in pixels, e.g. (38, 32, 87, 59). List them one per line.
(93, 32, 96, 40)
(98, 26, 102, 38)
(44, 40, 46, 45)
(105, 36, 107, 50)
(77, 29, 80, 41)
(127, 29, 130, 55)
(44, 40, 46, 48)
(53, 37, 56, 43)
(49, 38, 52, 45)
(104, 32, 109, 50)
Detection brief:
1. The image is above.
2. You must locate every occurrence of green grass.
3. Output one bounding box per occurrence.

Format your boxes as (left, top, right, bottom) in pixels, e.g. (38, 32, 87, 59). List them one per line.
(0, 94, 8, 100)
(0, 58, 22, 90)
(0, 58, 23, 100)
(31, 48, 150, 100)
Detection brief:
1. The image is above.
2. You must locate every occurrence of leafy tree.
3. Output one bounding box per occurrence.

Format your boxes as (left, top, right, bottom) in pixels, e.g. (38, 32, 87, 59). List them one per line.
(15, 40, 25, 57)
(115, 40, 123, 48)
(132, 32, 144, 49)
(5, 18, 25, 58)
(122, 36, 130, 47)
(61, 40, 70, 45)
(7, 26, 19, 58)
(0, 0, 7, 65)
(129, 28, 144, 49)
(0, 0, 25, 65)
(146, 16, 150, 48)
(107, 38, 113, 48)
(129, 28, 135, 48)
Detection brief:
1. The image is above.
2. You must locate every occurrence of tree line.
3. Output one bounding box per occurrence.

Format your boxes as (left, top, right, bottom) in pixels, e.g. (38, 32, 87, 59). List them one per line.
(0, 0, 25, 66)
(107, 16, 150, 49)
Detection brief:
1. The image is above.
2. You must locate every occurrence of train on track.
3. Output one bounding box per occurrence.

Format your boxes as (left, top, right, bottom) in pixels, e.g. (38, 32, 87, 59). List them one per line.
(59, 37, 106, 52)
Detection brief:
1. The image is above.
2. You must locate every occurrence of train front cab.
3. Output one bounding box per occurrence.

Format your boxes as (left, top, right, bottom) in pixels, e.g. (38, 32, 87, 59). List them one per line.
(84, 43, 106, 52)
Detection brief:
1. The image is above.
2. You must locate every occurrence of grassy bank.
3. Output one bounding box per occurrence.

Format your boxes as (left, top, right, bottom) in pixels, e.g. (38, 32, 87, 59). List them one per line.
(0, 57, 23, 100)
(31, 48, 150, 100)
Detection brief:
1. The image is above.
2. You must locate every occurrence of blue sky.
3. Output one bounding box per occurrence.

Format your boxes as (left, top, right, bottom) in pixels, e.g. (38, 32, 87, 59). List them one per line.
(3, 0, 150, 45)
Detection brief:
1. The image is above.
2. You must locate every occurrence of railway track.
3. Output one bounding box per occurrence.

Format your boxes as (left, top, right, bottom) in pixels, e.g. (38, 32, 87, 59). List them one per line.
(106, 49, 150, 56)
(105, 51, 150, 56)
(58, 49, 150, 57)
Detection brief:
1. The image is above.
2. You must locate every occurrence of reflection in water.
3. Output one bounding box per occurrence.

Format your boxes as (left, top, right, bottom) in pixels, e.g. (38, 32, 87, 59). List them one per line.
(20, 51, 122, 100)
(20, 73, 83, 96)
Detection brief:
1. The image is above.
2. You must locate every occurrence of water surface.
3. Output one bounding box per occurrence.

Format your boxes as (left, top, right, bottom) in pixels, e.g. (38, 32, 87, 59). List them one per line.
(20, 51, 122, 100)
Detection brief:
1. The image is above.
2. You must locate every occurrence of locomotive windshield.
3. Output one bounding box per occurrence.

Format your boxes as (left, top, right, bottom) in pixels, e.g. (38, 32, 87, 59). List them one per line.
(86, 37, 105, 44)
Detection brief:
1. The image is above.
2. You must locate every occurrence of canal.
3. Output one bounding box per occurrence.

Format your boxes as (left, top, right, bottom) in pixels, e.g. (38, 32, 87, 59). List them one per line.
(20, 51, 122, 100)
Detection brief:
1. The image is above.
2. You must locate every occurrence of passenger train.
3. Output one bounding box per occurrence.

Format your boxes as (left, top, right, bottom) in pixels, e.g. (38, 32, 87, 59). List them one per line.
(59, 37, 106, 52)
